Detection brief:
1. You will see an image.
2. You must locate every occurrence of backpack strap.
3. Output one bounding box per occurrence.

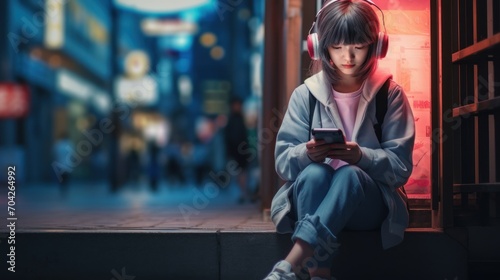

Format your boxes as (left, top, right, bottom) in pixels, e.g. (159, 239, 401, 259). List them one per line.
(308, 90, 317, 138)
(374, 79, 391, 143)
(374, 79, 410, 211)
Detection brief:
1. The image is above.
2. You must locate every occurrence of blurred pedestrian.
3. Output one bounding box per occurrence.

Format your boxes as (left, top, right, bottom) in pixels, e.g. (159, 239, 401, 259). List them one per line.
(53, 132, 73, 193)
(125, 142, 141, 184)
(147, 141, 161, 191)
(164, 141, 187, 186)
(224, 96, 251, 203)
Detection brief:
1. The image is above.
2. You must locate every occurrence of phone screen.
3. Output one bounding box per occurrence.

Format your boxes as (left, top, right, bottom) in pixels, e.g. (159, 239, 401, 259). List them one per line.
(312, 128, 346, 144)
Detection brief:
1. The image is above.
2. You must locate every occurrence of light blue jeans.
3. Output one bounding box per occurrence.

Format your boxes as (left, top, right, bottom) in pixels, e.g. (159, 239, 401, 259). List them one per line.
(290, 163, 387, 268)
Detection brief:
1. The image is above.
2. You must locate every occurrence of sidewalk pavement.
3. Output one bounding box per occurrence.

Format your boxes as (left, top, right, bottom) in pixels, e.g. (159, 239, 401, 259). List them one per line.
(0, 180, 275, 232)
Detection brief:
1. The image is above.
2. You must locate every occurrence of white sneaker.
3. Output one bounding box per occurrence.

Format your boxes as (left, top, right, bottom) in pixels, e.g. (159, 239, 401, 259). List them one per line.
(263, 260, 296, 280)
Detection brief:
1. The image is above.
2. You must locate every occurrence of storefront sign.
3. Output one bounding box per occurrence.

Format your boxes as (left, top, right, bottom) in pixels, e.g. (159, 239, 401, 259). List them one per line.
(63, 0, 110, 79)
(56, 69, 111, 114)
(0, 84, 30, 118)
(116, 76, 158, 106)
(141, 19, 198, 36)
(124, 50, 150, 78)
(44, 0, 65, 49)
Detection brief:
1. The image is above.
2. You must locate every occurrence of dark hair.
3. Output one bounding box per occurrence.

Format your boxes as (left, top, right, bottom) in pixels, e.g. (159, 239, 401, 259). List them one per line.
(312, 0, 381, 85)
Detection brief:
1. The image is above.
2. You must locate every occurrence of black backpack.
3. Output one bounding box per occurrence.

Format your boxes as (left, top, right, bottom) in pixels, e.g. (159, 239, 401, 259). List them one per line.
(308, 79, 391, 142)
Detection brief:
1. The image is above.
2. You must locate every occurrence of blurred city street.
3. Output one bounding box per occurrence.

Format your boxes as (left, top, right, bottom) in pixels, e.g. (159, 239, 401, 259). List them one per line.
(0, 0, 267, 234)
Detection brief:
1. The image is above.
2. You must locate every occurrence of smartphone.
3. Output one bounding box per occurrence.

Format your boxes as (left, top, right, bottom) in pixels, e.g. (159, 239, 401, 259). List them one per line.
(312, 128, 346, 144)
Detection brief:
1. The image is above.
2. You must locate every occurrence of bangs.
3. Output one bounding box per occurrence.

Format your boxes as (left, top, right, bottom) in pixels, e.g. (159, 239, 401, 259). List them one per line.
(321, 12, 375, 46)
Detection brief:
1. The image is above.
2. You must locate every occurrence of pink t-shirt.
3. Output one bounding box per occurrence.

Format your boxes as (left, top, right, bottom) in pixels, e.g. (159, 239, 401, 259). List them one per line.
(329, 85, 363, 169)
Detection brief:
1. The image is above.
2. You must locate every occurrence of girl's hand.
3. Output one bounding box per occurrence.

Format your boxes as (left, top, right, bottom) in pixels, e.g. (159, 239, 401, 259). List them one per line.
(326, 141, 362, 164)
(306, 139, 332, 162)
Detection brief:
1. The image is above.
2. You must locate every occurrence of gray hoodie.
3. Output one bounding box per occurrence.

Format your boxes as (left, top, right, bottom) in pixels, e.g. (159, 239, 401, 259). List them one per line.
(271, 68, 415, 249)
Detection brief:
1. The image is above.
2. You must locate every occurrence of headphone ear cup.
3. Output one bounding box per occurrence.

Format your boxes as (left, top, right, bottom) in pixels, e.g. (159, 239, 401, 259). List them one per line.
(307, 33, 320, 60)
(376, 32, 389, 59)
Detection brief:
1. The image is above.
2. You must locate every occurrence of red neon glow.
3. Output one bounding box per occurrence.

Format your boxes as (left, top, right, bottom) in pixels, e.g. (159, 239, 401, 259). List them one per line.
(378, 0, 431, 196)
(0, 84, 30, 118)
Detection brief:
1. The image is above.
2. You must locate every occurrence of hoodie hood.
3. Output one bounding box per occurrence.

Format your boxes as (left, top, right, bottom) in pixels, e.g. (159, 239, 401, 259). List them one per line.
(304, 68, 393, 106)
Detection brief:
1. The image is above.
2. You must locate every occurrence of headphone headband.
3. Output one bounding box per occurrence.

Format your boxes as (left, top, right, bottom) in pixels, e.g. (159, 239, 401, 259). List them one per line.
(313, 0, 386, 33)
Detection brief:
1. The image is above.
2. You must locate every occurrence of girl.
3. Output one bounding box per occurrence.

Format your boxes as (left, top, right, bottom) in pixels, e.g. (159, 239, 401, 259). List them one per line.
(264, 1, 415, 279)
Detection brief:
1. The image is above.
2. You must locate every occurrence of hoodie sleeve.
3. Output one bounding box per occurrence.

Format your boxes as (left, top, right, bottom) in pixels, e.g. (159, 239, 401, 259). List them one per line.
(274, 85, 315, 181)
(356, 83, 415, 191)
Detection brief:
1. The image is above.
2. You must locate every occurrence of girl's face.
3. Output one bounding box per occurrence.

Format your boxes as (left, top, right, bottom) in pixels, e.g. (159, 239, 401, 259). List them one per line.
(327, 44, 369, 77)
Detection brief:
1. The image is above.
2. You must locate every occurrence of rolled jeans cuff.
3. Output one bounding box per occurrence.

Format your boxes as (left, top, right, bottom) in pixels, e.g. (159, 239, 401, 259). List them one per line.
(292, 214, 340, 267)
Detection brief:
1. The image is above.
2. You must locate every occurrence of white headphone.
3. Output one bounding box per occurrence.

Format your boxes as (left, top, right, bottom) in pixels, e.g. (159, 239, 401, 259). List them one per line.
(307, 0, 389, 60)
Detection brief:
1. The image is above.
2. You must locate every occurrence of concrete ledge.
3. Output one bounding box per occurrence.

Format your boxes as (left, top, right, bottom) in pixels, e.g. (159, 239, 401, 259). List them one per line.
(0, 232, 219, 280)
(220, 231, 293, 280)
(332, 229, 467, 280)
(222, 230, 468, 280)
(463, 226, 500, 278)
(467, 226, 500, 261)
(0, 229, 469, 280)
